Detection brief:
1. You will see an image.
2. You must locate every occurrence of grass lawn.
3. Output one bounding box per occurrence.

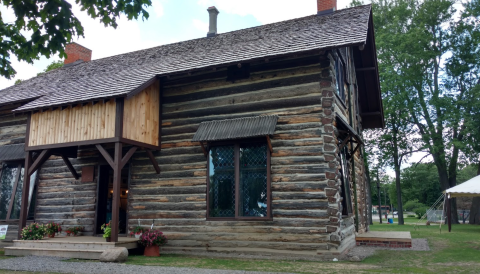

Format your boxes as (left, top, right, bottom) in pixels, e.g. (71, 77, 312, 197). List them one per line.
(123, 224, 480, 274)
(4, 224, 480, 274)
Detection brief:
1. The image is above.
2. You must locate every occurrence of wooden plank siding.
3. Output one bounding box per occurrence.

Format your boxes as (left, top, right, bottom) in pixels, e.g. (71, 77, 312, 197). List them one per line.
(124, 52, 356, 256)
(123, 80, 160, 146)
(28, 99, 116, 147)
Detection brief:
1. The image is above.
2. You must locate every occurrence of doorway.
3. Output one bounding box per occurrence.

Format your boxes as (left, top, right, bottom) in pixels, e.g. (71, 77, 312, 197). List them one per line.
(95, 165, 129, 235)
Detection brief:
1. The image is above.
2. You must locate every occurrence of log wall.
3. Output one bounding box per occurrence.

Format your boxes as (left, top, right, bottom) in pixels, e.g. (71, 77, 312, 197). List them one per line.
(28, 99, 116, 147)
(123, 80, 160, 146)
(125, 51, 362, 256)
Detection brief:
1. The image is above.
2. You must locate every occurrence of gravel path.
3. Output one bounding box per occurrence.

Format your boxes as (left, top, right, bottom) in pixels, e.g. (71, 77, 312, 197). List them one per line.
(0, 256, 293, 274)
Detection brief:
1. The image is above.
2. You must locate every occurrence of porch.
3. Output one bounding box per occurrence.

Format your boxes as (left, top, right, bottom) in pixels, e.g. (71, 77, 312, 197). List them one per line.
(4, 236, 139, 259)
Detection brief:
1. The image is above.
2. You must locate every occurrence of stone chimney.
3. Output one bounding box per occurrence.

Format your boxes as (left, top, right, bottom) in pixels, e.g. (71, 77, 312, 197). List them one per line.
(207, 6, 219, 37)
(317, 0, 336, 16)
(64, 43, 92, 65)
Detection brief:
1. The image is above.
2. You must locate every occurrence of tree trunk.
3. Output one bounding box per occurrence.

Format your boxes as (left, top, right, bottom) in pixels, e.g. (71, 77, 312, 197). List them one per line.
(469, 164, 480, 225)
(433, 153, 459, 224)
(394, 163, 404, 225)
(363, 149, 373, 225)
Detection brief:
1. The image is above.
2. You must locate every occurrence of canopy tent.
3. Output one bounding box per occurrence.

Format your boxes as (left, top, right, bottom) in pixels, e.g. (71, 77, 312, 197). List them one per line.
(444, 175, 480, 231)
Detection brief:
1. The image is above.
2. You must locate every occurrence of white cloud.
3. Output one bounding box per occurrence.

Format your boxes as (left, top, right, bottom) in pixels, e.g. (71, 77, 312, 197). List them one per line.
(197, 0, 365, 24)
(152, 0, 164, 17)
(192, 19, 209, 33)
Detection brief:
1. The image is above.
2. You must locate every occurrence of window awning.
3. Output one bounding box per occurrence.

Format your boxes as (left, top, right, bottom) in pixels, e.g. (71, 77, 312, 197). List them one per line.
(0, 144, 25, 162)
(192, 115, 278, 142)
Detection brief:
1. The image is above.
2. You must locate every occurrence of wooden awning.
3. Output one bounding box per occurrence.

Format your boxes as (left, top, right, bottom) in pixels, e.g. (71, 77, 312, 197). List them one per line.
(192, 115, 278, 142)
(336, 115, 363, 154)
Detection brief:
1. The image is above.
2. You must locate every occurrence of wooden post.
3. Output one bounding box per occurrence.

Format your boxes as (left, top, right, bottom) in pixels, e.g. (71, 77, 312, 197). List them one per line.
(18, 151, 32, 239)
(447, 196, 451, 232)
(111, 142, 122, 242)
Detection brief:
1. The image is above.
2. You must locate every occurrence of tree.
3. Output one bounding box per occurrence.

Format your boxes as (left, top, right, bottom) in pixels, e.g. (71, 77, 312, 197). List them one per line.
(369, 0, 480, 223)
(0, 0, 152, 79)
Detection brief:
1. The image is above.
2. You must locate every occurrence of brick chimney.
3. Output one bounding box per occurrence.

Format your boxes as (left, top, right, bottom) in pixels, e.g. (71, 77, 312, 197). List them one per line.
(317, 0, 336, 16)
(64, 43, 92, 65)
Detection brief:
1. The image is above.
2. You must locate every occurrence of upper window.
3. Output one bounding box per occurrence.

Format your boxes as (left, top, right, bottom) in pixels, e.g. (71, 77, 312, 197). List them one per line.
(207, 140, 271, 220)
(0, 163, 37, 221)
(335, 55, 346, 101)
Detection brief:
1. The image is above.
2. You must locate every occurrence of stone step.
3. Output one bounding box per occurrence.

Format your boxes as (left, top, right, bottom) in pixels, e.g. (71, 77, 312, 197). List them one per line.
(4, 247, 104, 260)
(12, 240, 116, 251)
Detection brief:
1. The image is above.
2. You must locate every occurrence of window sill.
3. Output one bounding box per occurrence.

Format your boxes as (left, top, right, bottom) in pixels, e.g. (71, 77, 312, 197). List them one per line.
(206, 217, 273, 222)
(335, 92, 347, 109)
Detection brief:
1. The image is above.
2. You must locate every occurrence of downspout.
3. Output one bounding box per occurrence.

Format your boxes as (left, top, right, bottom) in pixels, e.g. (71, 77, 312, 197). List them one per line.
(347, 83, 359, 232)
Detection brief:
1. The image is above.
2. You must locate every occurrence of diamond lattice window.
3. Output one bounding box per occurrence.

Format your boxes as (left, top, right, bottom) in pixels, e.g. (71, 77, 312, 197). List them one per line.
(208, 141, 270, 219)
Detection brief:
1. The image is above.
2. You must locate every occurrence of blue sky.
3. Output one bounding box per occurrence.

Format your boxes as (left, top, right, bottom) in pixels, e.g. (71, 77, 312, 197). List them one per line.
(0, 0, 356, 89)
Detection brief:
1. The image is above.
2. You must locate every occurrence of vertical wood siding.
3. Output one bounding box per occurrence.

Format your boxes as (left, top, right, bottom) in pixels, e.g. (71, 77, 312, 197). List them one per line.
(123, 80, 160, 146)
(28, 99, 116, 147)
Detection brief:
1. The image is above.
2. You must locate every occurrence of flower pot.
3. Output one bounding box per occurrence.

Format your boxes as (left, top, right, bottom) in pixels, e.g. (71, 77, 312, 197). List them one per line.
(105, 237, 111, 242)
(135, 233, 142, 239)
(144, 245, 160, 257)
(48, 233, 55, 238)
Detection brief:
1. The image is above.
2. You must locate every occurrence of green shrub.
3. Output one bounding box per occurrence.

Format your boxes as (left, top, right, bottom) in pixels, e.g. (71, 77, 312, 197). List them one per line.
(413, 207, 429, 219)
(404, 199, 427, 211)
(407, 214, 416, 218)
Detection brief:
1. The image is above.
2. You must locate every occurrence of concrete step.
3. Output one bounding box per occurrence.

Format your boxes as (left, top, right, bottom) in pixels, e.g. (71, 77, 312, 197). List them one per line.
(4, 247, 104, 260)
(11, 240, 115, 251)
(13, 240, 115, 250)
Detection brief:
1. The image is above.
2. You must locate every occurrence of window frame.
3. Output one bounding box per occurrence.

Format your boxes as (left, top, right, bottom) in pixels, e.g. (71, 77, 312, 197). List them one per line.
(206, 138, 272, 221)
(334, 52, 347, 102)
(338, 146, 353, 217)
(0, 161, 38, 222)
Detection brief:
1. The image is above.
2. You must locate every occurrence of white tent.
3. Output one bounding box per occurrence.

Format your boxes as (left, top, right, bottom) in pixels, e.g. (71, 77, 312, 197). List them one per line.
(444, 174, 480, 231)
(446, 175, 480, 198)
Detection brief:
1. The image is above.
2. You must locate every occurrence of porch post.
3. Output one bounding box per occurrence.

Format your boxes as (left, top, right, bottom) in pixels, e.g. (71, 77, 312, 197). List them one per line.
(447, 196, 451, 232)
(111, 142, 122, 242)
(18, 151, 32, 239)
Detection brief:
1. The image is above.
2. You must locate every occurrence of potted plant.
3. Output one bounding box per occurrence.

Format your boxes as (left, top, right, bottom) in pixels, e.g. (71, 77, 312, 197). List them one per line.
(130, 226, 145, 239)
(138, 230, 167, 257)
(74, 226, 84, 236)
(101, 221, 111, 242)
(45, 222, 62, 238)
(20, 223, 46, 240)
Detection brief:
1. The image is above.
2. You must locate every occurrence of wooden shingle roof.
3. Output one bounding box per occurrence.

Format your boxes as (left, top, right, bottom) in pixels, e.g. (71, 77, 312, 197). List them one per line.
(1, 5, 373, 112)
(0, 144, 25, 162)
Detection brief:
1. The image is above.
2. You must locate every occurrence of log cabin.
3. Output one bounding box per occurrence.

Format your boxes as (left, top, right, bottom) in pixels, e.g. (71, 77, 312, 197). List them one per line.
(0, 1, 384, 257)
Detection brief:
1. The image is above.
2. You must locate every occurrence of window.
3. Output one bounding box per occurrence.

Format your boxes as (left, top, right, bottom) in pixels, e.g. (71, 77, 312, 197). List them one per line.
(0, 163, 37, 221)
(338, 146, 353, 216)
(207, 140, 271, 220)
(335, 55, 346, 101)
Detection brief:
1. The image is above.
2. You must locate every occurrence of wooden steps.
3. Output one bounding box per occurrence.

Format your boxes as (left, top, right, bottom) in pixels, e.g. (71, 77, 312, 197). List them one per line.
(4, 236, 138, 259)
(356, 231, 412, 248)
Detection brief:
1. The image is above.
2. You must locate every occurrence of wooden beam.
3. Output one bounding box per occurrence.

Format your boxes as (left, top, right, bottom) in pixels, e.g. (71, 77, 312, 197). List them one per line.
(447, 196, 452, 232)
(115, 97, 124, 138)
(120, 146, 138, 170)
(266, 136, 273, 153)
(18, 151, 32, 239)
(61, 155, 80, 180)
(339, 134, 352, 151)
(28, 149, 51, 176)
(111, 142, 122, 242)
(200, 142, 207, 157)
(145, 149, 160, 174)
(96, 144, 114, 169)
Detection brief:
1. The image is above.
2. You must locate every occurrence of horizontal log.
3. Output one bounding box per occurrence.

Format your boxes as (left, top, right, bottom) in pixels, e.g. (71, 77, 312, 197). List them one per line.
(271, 146, 323, 157)
(162, 106, 323, 128)
(271, 165, 332, 174)
(37, 191, 96, 199)
(271, 174, 330, 182)
(272, 128, 323, 140)
(129, 217, 330, 227)
(129, 211, 205, 219)
(130, 186, 205, 195)
(164, 239, 328, 251)
(35, 212, 95, 219)
(130, 202, 205, 211)
(272, 200, 329, 210)
(270, 138, 324, 147)
(129, 178, 205, 187)
(129, 194, 205, 203)
(157, 232, 329, 243)
(271, 182, 328, 192)
(272, 192, 327, 200)
(271, 156, 326, 165)
(130, 170, 206, 180)
(37, 184, 96, 193)
(36, 198, 96, 206)
(273, 209, 328, 219)
(162, 94, 322, 120)
(36, 205, 95, 213)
